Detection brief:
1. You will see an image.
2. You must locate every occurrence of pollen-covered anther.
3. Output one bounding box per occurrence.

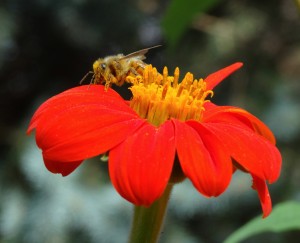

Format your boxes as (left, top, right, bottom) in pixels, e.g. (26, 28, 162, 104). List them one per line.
(129, 65, 213, 126)
(162, 67, 168, 85)
(173, 67, 179, 88)
(162, 83, 169, 100)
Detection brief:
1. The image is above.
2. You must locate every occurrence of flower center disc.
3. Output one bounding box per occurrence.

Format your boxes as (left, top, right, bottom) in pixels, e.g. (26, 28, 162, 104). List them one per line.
(127, 65, 213, 126)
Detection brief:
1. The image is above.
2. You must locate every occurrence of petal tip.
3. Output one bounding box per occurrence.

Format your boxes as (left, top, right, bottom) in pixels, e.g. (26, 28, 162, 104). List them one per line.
(205, 62, 244, 90)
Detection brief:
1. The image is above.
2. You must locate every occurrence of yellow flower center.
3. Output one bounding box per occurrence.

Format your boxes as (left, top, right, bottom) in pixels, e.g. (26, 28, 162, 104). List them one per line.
(126, 65, 213, 126)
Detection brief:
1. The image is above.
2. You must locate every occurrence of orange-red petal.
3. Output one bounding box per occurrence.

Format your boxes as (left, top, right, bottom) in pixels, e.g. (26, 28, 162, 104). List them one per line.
(174, 120, 232, 197)
(203, 104, 276, 144)
(28, 85, 146, 162)
(44, 158, 83, 176)
(203, 122, 281, 183)
(205, 62, 243, 90)
(251, 174, 272, 218)
(27, 85, 125, 134)
(109, 121, 176, 206)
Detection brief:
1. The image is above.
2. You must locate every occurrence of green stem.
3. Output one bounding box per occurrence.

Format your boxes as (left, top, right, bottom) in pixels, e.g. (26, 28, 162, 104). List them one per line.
(128, 184, 173, 243)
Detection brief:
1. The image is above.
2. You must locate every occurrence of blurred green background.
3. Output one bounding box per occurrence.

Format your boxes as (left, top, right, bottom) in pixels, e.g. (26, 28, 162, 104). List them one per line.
(0, 0, 300, 242)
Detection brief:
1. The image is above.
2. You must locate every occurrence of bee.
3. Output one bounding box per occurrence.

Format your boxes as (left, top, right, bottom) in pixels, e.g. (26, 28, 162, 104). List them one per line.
(80, 45, 161, 88)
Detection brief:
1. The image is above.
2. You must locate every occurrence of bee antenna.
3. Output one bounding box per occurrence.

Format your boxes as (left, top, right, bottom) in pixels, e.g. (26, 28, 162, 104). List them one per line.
(80, 71, 94, 85)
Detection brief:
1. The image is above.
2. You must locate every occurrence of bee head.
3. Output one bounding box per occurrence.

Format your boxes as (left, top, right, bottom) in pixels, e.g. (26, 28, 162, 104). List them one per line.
(100, 63, 106, 70)
(93, 59, 107, 73)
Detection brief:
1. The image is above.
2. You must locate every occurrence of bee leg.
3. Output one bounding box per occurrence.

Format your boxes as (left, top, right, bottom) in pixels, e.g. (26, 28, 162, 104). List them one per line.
(105, 74, 112, 90)
(129, 67, 139, 76)
(104, 74, 118, 90)
(113, 61, 124, 83)
(117, 78, 125, 86)
(87, 73, 96, 90)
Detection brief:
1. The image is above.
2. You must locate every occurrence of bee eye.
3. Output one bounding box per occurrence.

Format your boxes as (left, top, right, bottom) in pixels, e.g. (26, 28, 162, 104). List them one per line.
(101, 63, 106, 70)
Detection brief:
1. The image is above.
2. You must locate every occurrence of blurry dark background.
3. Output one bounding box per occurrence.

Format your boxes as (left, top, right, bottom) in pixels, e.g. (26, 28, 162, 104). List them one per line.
(0, 0, 300, 242)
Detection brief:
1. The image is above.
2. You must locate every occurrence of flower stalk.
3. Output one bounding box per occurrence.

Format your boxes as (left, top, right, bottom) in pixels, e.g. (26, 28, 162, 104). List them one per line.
(129, 184, 173, 243)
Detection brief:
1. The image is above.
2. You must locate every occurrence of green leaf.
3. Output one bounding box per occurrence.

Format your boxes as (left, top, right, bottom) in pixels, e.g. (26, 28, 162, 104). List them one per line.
(224, 201, 300, 243)
(161, 0, 220, 49)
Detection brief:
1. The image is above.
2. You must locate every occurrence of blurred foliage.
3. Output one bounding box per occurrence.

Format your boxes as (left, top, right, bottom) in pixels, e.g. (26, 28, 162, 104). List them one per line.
(225, 201, 300, 243)
(161, 0, 219, 49)
(0, 0, 300, 242)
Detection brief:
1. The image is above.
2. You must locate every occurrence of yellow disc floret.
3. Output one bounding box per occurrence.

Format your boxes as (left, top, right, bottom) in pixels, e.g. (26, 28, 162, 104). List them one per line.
(126, 65, 213, 126)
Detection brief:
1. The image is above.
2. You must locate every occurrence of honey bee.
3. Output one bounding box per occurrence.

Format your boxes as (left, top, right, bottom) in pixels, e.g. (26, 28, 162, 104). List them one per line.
(81, 45, 161, 88)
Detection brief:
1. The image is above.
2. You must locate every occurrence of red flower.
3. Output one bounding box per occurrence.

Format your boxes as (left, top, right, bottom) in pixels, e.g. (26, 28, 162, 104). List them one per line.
(27, 63, 281, 217)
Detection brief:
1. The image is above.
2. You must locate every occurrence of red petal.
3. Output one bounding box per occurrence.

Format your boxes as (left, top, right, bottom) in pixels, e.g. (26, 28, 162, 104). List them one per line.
(204, 122, 281, 183)
(203, 104, 276, 144)
(109, 121, 175, 206)
(27, 85, 125, 134)
(174, 120, 232, 197)
(28, 85, 146, 162)
(41, 108, 145, 161)
(44, 157, 83, 176)
(205, 62, 243, 90)
(251, 174, 272, 218)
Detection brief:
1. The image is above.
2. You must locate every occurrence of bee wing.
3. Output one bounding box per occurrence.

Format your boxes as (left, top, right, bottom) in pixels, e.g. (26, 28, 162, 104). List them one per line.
(121, 45, 162, 60)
